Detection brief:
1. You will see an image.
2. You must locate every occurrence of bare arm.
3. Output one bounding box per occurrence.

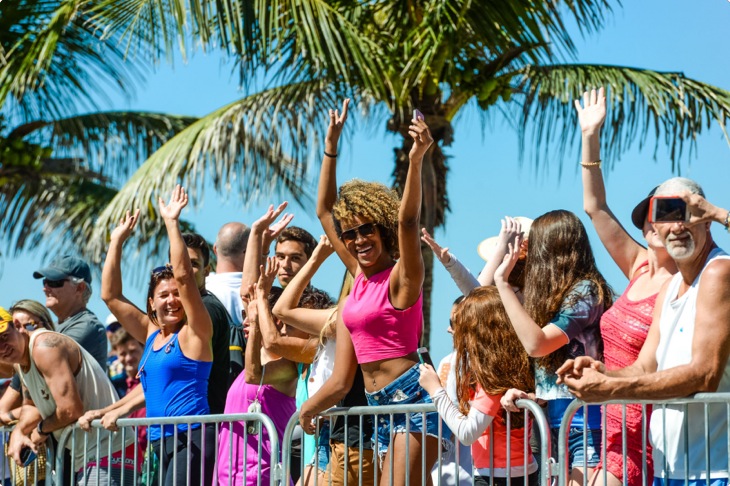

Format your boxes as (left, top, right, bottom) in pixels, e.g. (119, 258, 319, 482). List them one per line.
(0, 384, 22, 425)
(273, 235, 336, 335)
(159, 186, 213, 359)
(317, 99, 359, 276)
(241, 203, 293, 293)
(390, 117, 432, 309)
(577, 88, 646, 279)
(299, 303, 358, 434)
(79, 385, 145, 431)
(101, 209, 152, 344)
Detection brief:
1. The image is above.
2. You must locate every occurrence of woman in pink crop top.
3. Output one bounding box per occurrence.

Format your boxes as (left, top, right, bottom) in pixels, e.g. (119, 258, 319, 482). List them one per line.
(300, 99, 442, 485)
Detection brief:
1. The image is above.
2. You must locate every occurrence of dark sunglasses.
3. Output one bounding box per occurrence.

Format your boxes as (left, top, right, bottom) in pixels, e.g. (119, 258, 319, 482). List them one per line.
(340, 222, 377, 242)
(151, 263, 173, 275)
(43, 279, 67, 288)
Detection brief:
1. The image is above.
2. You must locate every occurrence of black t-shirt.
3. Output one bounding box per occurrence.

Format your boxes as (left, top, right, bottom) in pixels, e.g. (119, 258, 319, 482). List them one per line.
(329, 366, 374, 448)
(202, 290, 231, 414)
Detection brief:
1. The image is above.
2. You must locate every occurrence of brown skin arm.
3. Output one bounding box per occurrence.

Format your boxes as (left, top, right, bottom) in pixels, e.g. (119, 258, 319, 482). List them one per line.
(0, 383, 22, 425)
(562, 260, 730, 401)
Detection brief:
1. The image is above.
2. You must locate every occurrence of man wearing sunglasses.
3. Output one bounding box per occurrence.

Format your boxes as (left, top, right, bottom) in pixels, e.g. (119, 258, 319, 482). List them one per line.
(32, 255, 107, 373)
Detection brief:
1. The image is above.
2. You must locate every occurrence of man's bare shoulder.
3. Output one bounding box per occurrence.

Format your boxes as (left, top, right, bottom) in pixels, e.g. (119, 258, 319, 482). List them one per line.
(700, 258, 730, 288)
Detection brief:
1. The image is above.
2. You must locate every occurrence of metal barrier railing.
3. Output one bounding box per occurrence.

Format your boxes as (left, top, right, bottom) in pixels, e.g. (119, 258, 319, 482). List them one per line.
(1, 425, 54, 486)
(557, 394, 730, 486)
(282, 399, 552, 486)
(54, 412, 280, 486)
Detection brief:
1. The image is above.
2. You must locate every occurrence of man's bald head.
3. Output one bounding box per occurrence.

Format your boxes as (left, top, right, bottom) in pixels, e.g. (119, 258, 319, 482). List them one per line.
(214, 222, 250, 272)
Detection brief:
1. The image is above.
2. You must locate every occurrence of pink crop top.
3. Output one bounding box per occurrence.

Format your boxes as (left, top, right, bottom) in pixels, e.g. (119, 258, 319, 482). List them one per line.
(341, 265, 423, 364)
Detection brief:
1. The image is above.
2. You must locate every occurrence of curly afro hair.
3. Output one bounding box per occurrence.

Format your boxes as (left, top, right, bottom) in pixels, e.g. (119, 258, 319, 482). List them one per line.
(332, 179, 400, 258)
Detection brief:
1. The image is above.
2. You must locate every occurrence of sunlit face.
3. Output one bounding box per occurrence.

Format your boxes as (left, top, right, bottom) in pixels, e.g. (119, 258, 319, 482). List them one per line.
(653, 220, 708, 262)
(642, 219, 666, 251)
(113, 340, 144, 377)
(149, 279, 185, 325)
(275, 240, 308, 287)
(186, 247, 208, 291)
(341, 216, 385, 268)
(0, 326, 23, 364)
(43, 278, 83, 317)
(12, 310, 44, 333)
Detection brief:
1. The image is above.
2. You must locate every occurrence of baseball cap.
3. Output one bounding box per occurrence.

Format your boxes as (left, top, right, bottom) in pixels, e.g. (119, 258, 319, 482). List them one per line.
(0, 307, 12, 334)
(105, 314, 122, 332)
(33, 255, 92, 284)
(630, 187, 659, 230)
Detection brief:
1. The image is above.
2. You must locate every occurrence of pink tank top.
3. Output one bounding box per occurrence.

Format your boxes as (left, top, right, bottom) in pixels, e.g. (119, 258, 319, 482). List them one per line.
(600, 261, 656, 370)
(342, 266, 423, 364)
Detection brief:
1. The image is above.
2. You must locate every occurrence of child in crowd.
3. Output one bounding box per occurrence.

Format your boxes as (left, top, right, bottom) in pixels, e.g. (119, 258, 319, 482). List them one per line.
(495, 210, 613, 485)
(419, 286, 537, 486)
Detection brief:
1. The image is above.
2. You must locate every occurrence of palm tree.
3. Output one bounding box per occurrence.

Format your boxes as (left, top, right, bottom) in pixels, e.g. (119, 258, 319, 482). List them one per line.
(0, 1, 197, 266)
(36, 1, 730, 340)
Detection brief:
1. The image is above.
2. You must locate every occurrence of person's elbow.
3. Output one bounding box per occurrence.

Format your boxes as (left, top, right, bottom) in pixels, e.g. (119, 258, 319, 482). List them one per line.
(698, 364, 725, 393)
(244, 368, 262, 384)
(524, 341, 551, 358)
(59, 401, 85, 424)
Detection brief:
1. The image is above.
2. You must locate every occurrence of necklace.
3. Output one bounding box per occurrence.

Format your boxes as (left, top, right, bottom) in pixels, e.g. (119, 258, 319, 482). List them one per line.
(136, 332, 178, 379)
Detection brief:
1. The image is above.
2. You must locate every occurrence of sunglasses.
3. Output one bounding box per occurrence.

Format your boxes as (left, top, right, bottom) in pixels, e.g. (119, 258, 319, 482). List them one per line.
(340, 222, 377, 242)
(151, 263, 173, 275)
(43, 279, 67, 288)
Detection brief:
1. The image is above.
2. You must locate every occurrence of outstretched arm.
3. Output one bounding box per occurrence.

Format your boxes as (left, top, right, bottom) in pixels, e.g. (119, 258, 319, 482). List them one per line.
(101, 209, 152, 344)
(316, 99, 359, 276)
(421, 228, 479, 295)
(577, 87, 646, 279)
(390, 117, 432, 309)
(273, 235, 337, 335)
(159, 186, 213, 359)
(78, 385, 145, 432)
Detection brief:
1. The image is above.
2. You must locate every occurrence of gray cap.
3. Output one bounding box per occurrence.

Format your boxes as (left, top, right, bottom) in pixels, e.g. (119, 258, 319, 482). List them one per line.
(33, 255, 92, 284)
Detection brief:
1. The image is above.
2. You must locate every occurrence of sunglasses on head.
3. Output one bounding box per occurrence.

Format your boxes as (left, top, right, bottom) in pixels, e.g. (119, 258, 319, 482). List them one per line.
(43, 278, 67, 288)
(151, 263, 173, 275)
(340, 222, 377, 242)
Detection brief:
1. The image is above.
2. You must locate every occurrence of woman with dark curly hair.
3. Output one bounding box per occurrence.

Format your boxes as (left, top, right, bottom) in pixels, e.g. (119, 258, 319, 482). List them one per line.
(300, 99, 439, 485)
(420, 286, 537, 486)
(495, 209, 614, 486)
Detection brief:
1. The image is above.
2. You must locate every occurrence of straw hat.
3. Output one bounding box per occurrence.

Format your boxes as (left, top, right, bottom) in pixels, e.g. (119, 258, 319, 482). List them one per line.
(477, 217, 533, 262)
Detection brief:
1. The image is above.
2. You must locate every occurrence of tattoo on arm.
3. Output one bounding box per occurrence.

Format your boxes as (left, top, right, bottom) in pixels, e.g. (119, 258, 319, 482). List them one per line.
(38, 334, 65, 348)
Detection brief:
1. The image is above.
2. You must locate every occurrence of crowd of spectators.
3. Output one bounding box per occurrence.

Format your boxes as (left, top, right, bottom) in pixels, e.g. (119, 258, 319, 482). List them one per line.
(2, 90, 730, 486)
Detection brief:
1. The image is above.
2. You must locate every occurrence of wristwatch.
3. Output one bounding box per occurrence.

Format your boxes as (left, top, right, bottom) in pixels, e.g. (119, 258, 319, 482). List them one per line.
(36, 420, 49, 437)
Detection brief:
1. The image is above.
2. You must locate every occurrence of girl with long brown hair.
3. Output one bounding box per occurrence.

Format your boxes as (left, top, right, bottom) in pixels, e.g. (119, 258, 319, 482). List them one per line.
(495, 209, 614, 485)
(419, 286, 536, 485)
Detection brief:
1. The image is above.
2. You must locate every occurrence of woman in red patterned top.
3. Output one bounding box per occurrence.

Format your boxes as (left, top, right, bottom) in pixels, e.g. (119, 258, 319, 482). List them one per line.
(572, 88, 677, 486)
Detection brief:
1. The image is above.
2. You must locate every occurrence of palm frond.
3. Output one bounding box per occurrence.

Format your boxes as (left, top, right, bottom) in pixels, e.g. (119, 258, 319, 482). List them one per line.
(0, 0, 143, 119)
(511, 64, 730, 174)
(86, 80, 347, 262)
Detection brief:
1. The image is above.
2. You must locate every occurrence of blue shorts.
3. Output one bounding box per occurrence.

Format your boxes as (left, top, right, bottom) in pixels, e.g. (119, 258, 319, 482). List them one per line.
(551, 427, 602, 468)
(309, 420, 331, 472)
(655, 479, 729, 486)
(364, 363, 441, 459)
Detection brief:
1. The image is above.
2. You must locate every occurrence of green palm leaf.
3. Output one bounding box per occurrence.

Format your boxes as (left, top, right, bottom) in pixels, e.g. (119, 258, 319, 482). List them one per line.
(511, 64, 730, 174)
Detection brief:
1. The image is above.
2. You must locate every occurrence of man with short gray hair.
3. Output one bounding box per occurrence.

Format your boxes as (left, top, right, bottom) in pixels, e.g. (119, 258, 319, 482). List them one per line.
(206, 222, 250, 326)
(558, 177, 730, 486)
(33, 255, 107, 372)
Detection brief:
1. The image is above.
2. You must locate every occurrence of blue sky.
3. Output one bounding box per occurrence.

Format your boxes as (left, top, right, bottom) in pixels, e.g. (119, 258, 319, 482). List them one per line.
(2, 0, 730, 364)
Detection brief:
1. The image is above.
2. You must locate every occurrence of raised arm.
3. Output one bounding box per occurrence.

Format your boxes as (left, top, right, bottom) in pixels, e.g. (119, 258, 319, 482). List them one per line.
(421, 228, 479, 295)
(477, 216, 524, 287)
(255, 259, 317, 363)
(159, 186, 213, 358)
(273, 235, 337, 335)
(101, 209, 152, 344)
(241, 202, 293, 294)
(494, 237, 569, 357)
(390, 117, 432, 308)
(317, 99, 359, 276)
(577, 87, 646, 279)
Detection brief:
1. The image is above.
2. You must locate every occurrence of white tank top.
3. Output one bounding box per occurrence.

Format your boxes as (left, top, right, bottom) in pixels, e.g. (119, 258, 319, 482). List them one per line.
(17, 330, 127, 468)
(650, 247, 730, 479)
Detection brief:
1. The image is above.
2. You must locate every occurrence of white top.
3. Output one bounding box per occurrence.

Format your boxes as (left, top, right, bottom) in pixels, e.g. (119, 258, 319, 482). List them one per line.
(308, 338, 337, 397)
(206, 272, 244, 326)
(18, 330, 127, 467)
(650, 247, 730, 479)
(437, 351, 459, 405)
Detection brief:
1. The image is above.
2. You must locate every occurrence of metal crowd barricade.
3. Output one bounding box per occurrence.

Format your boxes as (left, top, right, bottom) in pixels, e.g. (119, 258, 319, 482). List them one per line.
(1, 424, 54, 486)
(557, 393, 730, 486)
(54, 412, 280, 486)
(282, 399, 552, 486)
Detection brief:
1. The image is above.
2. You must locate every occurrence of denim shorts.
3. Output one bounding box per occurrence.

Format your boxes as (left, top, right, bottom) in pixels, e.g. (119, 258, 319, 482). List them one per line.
(364, 363, 441, 458)
(550, 427, 602, 468)
(308, 420, 331, 472)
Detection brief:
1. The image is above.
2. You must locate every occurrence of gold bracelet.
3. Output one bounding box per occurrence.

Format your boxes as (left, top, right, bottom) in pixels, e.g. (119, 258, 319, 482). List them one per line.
(580, 160, 602, 168)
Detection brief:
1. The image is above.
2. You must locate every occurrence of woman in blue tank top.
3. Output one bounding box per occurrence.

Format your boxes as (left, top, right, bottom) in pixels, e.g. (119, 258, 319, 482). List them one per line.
(101, 185, 215, 486)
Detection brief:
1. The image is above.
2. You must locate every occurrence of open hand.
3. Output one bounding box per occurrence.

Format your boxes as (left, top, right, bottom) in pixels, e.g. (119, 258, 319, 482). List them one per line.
(255, 202, 294, 248)
(493, 217, 523, 261)
(575, 87, 606, 136)
(257, 257, 280, 296)
(312, 235, 335, 260)
(110, 209, 140, 243)
(494, 234, 523, 286)
(326, 99, 350, 146)
(158, 185, 188, 221)
(420, 228, 451, 265)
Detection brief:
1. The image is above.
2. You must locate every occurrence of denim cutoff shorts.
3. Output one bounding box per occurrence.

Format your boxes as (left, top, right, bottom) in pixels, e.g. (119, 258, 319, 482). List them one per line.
(550, 427, 602, 468)
(364, 363, 441, 459)
(308, 420, 331, 472)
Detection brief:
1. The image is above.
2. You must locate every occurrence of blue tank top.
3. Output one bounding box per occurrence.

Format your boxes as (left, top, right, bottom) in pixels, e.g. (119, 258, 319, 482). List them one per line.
(139, 330, 212, 442)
